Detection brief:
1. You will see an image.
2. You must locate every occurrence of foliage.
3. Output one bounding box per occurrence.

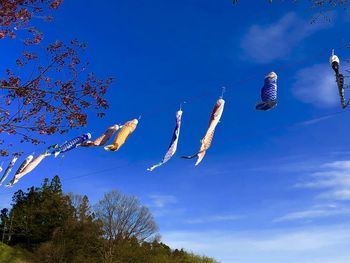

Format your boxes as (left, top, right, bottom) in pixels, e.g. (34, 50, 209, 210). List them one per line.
(0, 177, 219, 263)
(1, 176, 75, 250)
(108, 239, 220, 263)
(33, 196, 103, 263)
(0, 0, 111, 157)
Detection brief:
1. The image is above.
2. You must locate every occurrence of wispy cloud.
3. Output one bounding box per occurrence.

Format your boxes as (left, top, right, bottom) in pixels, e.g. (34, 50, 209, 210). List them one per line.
(274, 204, 350, 222)
(148, 194, 177, 208)
(296, 160, 350, 200)
(163, 225, 350, 263)
(146, 195, 182, 218)
(274, 159, 350, 224)
(184, 214, 242, 224)
(292, 64, 338, 107)
(241, 12, 331, 63)
(296, 114, 336, 126)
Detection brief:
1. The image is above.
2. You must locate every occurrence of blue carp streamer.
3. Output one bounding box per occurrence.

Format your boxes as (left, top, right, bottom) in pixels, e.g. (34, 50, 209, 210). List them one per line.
(147, 110, 183, 171)
(256, 72, 277, 111)
(52, 133, 91, 157)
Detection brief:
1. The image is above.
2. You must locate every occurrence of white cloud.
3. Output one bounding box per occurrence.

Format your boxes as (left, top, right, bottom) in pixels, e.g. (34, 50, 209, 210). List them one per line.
(241, 12, 331, 63)
(163, 226, 350, 263)
(292, 64, 338, 107)
(324, 161, 350, 170)
(273, 160, 350, 224)
(184, 214, 242, 224)
(274, 204, 350, 222)
(296, 160, 350, 200)
(148, 194, 177, 208)
(296, 114, 336, 126)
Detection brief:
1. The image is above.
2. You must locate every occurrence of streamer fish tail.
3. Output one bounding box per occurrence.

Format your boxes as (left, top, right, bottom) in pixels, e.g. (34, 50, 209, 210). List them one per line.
(195, 151, 207, 166)
(147, 163, 162, 172)
(104, 144, 119, 151)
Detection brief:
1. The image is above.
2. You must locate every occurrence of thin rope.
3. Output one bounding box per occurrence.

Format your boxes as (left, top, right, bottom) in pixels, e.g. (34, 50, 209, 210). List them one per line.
(0, 42, 350, 192)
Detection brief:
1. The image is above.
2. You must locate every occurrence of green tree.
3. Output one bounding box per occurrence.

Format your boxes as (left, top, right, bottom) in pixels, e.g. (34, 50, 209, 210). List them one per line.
(8, 176, 75, 250)
(34, 196, 103, 263)
(0, 208, 9, 243)
(1, 178, 220, 263)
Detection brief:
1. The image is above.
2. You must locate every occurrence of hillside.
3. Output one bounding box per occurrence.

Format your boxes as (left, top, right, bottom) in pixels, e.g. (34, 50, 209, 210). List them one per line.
(0, 242, 32, 263)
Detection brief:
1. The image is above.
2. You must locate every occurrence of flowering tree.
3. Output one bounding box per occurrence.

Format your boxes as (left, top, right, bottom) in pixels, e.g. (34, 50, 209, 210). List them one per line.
(0, 0, 111, 156)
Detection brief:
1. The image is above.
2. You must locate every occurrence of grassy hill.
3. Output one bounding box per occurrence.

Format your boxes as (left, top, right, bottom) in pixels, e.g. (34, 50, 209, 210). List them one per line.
(0, 242, 32, 263)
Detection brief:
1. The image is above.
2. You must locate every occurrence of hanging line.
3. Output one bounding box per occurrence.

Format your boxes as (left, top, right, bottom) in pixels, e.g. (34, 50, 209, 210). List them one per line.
(140, 41, 350, 120)
(179, 101, 187, 111)
(220, 86, 226, 99)
(0, 107, 349, 197)
(1, 41, 350, 169)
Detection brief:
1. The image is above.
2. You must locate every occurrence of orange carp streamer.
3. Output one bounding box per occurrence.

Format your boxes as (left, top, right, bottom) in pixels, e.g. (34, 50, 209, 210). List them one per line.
(81, 124, 120, 147)
(104, 119, 138, 152)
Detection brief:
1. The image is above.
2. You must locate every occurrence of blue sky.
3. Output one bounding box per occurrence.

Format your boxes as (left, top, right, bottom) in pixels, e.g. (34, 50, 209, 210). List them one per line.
(2, 1, 350, 262)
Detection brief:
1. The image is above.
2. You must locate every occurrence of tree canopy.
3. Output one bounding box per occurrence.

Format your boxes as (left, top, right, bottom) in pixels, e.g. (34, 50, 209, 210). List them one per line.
(0, 176, 218, 263)
(0, 0, 111, 157)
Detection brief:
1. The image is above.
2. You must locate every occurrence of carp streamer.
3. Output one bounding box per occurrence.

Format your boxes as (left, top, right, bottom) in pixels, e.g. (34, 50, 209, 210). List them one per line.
(148, 110, 183, 171)
(52, 133, 91, 157)
(181, 98, 225, 166)
(256, 72, 278, 111)
(104, 119, 138, 152)
(81, 124, 120, 147)
(6, 151, 50, 187)
(0, 155, 19, 185)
